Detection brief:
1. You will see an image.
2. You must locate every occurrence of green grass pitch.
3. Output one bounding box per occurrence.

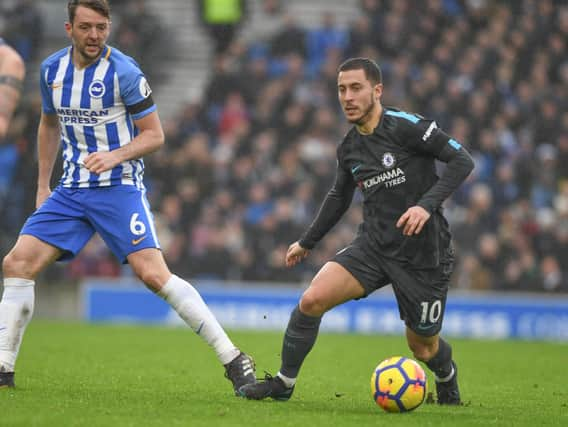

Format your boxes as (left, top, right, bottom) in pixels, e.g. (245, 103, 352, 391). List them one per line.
(1, 321, 567, 427)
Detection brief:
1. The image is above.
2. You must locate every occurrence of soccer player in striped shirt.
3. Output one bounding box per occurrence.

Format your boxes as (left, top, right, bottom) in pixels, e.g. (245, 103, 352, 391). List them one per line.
(0, 0, 255, 393)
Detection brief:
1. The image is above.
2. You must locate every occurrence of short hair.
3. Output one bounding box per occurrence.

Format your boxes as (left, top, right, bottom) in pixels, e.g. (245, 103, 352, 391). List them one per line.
(68, 0, 110, 23)
(338, 57, 382, 85)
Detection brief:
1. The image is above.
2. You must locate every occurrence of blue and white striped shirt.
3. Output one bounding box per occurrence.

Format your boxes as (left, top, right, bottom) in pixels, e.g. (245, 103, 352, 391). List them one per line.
(40, 45, 156, 189)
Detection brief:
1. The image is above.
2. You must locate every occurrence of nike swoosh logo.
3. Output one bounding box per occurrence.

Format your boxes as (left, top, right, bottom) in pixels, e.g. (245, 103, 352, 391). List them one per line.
(195, 321, 204, 335)
(51, 83, 62, 89)
(351, 164, 362, 174)
(131, 235, 147, 245)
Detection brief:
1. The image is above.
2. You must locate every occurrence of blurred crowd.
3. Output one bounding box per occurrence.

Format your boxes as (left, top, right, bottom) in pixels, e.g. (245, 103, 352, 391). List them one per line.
(1, 0, 567, 293)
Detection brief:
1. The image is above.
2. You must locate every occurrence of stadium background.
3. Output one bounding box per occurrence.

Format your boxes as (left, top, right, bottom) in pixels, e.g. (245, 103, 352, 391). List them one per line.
(0, 0, 567, 339)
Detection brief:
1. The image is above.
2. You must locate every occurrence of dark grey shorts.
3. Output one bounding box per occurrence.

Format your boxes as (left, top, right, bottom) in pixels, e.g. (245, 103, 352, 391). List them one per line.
(332, 236, 454, 337)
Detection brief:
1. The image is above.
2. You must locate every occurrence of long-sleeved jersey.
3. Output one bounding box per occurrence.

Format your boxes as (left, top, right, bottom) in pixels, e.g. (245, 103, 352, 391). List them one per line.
(299, 108, 474, 268)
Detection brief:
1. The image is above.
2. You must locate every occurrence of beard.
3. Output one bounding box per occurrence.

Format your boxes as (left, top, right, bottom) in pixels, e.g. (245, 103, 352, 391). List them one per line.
(72, 34, 104, 63)
(79, 44, 103, 60)
(346, 94, 376, 125)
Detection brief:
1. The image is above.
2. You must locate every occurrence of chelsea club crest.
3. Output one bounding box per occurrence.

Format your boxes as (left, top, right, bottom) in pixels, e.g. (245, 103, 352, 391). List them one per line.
(382, 152, 396, 169)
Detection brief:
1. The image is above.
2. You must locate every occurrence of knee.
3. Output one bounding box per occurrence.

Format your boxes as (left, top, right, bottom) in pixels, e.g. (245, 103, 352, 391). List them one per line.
(408, 341, 437, 362)
(2, 251, 36, 279)
(299, 286, 329, 317)
(129, 251, 171, 292)
(135, 267, 165, 291)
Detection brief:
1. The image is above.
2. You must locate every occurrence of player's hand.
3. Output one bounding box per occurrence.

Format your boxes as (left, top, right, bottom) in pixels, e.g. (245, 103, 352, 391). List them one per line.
(285, 241, 310, 267)
(396, 206, 431, 236)
(83, 151, 121, 174)
(36, 187, 51, 208)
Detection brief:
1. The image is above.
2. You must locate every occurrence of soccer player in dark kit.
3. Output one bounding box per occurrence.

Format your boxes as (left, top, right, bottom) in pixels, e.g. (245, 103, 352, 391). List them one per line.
(239, 57, 474, 404)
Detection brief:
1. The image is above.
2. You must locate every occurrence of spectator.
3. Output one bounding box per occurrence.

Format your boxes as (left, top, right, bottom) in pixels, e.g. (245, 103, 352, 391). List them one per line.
(1, 0, 42, 62)
(305, 12, 348, 77)
(113, 0, 170, 84)
(269, 14, 306, 59)
(241, 0, 284, 46)
(198, 0, 247, 55)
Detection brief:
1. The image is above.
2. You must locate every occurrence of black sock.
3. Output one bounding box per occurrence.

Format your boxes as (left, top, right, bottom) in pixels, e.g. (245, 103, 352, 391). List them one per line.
(280, 305, 322, 379)
(426, 337, 454, 381)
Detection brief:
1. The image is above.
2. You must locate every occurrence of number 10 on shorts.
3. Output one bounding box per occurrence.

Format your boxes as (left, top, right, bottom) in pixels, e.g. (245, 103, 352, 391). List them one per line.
(420, 300, 442, 324)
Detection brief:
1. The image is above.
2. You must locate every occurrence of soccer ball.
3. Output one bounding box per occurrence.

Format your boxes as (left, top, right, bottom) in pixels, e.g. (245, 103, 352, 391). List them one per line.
(370, 356, 427, 413)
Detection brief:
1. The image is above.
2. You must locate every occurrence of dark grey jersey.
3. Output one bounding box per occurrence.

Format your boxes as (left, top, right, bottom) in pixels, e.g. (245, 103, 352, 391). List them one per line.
(299, 108, 474, 268)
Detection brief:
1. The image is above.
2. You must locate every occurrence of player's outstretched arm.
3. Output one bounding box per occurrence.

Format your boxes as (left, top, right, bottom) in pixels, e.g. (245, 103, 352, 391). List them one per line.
(396, 205, 431, 236)
(416, 142, 474, 214)
(396, 144, 473, 236)
(84, 110, 165, 174)
(402, 118, 475, 217)
(297, 162, 356, 251)
(0, 44, 25, 139)
(36, 112, 61, 207)
(285, 241, 310, 267)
